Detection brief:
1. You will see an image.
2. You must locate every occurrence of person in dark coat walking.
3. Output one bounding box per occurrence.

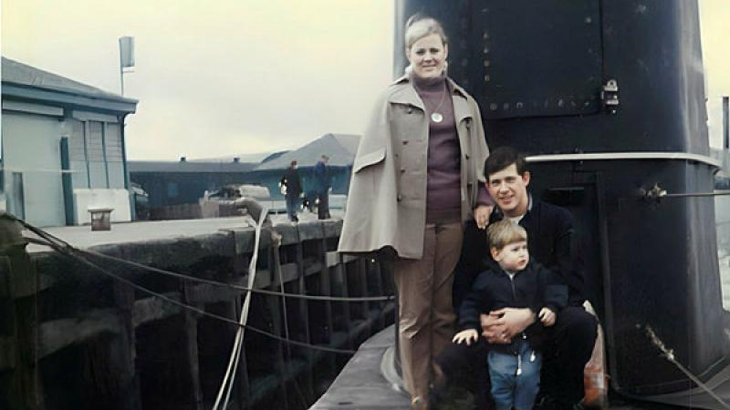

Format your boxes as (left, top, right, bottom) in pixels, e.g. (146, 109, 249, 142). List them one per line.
(280, 160, 302, 222)
(313, 154, 331, 220)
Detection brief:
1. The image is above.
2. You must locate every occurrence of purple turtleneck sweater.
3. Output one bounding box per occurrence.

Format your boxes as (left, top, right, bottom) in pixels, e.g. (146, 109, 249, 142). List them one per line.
(411, 74, 462, 224)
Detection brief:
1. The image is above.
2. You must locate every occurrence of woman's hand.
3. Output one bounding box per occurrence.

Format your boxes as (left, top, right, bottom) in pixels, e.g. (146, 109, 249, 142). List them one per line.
(452, 329, 479, 346)
(474, 205, 494, 230)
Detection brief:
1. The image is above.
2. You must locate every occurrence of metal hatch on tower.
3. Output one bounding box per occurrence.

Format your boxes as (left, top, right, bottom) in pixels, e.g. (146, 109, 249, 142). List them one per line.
(471, 0, 604, 119)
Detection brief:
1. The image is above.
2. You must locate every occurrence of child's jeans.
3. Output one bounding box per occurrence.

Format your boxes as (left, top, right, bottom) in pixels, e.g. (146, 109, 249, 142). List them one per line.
(488, 339, 541, 410)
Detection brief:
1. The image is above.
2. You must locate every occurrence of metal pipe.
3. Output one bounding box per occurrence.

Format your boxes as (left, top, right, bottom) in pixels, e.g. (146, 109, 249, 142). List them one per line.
(722, 96, 730, 150)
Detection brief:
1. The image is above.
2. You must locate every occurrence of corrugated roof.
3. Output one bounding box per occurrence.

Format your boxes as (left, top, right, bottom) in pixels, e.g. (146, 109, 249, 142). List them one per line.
(1, 57, 137, 104)
(255, 133, 361, 170)
(128, 160, 257, 173)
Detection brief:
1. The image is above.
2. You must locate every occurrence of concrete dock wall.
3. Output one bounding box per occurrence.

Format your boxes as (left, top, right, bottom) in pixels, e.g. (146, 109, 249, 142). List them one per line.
(0, 217, 395, 410)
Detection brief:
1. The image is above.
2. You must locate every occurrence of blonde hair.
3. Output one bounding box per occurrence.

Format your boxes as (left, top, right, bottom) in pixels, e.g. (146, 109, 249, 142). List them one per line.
(487, 220, 528, 250)
(404, 14, 448, 50)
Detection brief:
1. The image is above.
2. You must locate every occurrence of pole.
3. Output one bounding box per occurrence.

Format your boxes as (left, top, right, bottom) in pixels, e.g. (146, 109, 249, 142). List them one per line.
(723, 96, 729, 150)
(119, 38, 125, 96)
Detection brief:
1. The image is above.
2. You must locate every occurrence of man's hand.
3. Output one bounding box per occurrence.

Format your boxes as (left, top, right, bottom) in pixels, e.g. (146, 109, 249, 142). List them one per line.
(480, 312, 508, 343)
(481, 308, 536, 343)
(452, 329, 479, 346)
(474, 205, 494, 230)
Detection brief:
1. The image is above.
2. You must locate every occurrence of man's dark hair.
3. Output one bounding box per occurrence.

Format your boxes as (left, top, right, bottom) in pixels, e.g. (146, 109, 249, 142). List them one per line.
(483, 147, 528, 180)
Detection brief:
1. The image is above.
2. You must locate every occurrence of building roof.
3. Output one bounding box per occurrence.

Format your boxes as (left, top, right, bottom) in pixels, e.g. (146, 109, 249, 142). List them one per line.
(128, 160, 257, 174)
(188, 152, 276, 163)
(1, 57, 138, 113)
(254, 133, 361, 171)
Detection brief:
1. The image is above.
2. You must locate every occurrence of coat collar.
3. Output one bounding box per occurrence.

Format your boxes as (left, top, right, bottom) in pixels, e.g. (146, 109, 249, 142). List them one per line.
(491, 194, 534, 222)
(388, 75, 425, 110)
(388, 75, 474, 123)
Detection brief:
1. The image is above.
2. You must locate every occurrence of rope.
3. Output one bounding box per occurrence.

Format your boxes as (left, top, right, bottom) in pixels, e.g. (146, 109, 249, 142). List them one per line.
(4, 211, 398, 409)
(12, 214, 393, 303)
(274, 230, 310, 409)
(27, 234, 357, 355)
(214, 205, 268, 410)
(645, 326, 730, 409)
(78, 248, 393, 302)
(4, 212, 395, 357)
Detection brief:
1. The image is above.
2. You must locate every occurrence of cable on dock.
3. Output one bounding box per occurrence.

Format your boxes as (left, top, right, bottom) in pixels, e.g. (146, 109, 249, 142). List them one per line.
(15, 214, 394, 303)
(645, 325, 730, 409)
(27, 234, 358, 354)
(5, 213, 369, 355)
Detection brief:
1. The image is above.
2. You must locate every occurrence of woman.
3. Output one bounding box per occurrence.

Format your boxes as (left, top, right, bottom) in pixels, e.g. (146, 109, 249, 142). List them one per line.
(338, 15, 492, 408)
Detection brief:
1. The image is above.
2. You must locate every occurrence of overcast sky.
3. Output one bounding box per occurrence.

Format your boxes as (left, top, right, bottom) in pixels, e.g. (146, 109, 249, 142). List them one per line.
(2, 0, 393, 160)
(2, 1, 728, 160)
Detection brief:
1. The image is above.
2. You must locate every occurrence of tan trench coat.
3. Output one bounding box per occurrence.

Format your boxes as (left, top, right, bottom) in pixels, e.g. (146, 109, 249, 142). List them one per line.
(338, 75, 490, 260)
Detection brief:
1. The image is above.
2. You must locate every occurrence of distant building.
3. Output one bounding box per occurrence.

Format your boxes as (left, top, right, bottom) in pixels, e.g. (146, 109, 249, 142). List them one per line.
(252, 133, 360, 200)
(128, 158, 258, 208)
(129, 134, 360, 214)
(0, 57, 138, 227)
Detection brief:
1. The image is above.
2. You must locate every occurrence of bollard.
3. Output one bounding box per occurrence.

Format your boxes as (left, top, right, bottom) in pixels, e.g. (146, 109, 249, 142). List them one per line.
(88, 208, 114, 231)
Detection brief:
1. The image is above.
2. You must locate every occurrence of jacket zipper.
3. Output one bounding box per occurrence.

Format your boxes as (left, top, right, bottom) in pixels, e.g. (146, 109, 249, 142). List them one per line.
(507, 272, 525, 377)
(507, 272, 517, 301)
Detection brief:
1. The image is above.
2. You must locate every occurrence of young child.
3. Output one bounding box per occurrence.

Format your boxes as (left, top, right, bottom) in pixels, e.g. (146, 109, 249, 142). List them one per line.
(452, 220, 567, 410)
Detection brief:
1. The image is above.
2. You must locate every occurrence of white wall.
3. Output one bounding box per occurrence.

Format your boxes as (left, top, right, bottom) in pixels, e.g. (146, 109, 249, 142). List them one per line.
(1, 111, 66, 227)
(73, 188, 131, 225)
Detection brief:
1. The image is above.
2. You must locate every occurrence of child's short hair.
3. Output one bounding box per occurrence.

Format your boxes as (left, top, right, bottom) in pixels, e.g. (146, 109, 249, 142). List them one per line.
(487, 220, 528, 250)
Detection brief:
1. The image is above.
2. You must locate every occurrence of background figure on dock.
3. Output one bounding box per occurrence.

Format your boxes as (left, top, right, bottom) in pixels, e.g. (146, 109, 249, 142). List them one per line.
(338, 14, 492, 409)
(313, 154, 331, 220)
(280, 160, 302, 222)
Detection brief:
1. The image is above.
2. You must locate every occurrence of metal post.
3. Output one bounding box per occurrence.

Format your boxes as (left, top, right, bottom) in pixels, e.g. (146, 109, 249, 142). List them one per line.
(118, 36, 134, 97)
(120, 67, 125, 96)
(723, 96, 729, 150)
(60, 137, 75, 225)
(295, 236, 315, 400)
(118, 38, 125, 96)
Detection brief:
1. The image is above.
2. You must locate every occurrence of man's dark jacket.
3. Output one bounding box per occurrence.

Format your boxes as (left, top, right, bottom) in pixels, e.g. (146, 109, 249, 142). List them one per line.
(459, 260, 568, 350)
(281, 167, 302, 198)
(312, 161, 330, 194)
(454, 198, 586, 310)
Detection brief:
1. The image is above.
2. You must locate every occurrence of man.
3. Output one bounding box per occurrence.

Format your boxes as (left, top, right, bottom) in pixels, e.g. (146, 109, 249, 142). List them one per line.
(438, 147, 598, 409)
(280, 160, 302, 222)
(313, 154, 331, 220)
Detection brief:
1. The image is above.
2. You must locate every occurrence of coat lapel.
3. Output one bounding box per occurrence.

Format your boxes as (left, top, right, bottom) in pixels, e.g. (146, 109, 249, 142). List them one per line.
(387, 77, 426, 111)
(449, 80, 474, 125)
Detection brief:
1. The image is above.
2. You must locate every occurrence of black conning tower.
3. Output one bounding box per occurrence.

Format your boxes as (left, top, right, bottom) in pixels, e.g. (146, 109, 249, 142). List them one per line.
(395, 0, 727, 405)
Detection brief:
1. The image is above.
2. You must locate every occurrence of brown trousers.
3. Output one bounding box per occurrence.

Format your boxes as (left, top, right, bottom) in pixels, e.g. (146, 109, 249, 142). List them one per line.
(393, 222, 463, 402)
